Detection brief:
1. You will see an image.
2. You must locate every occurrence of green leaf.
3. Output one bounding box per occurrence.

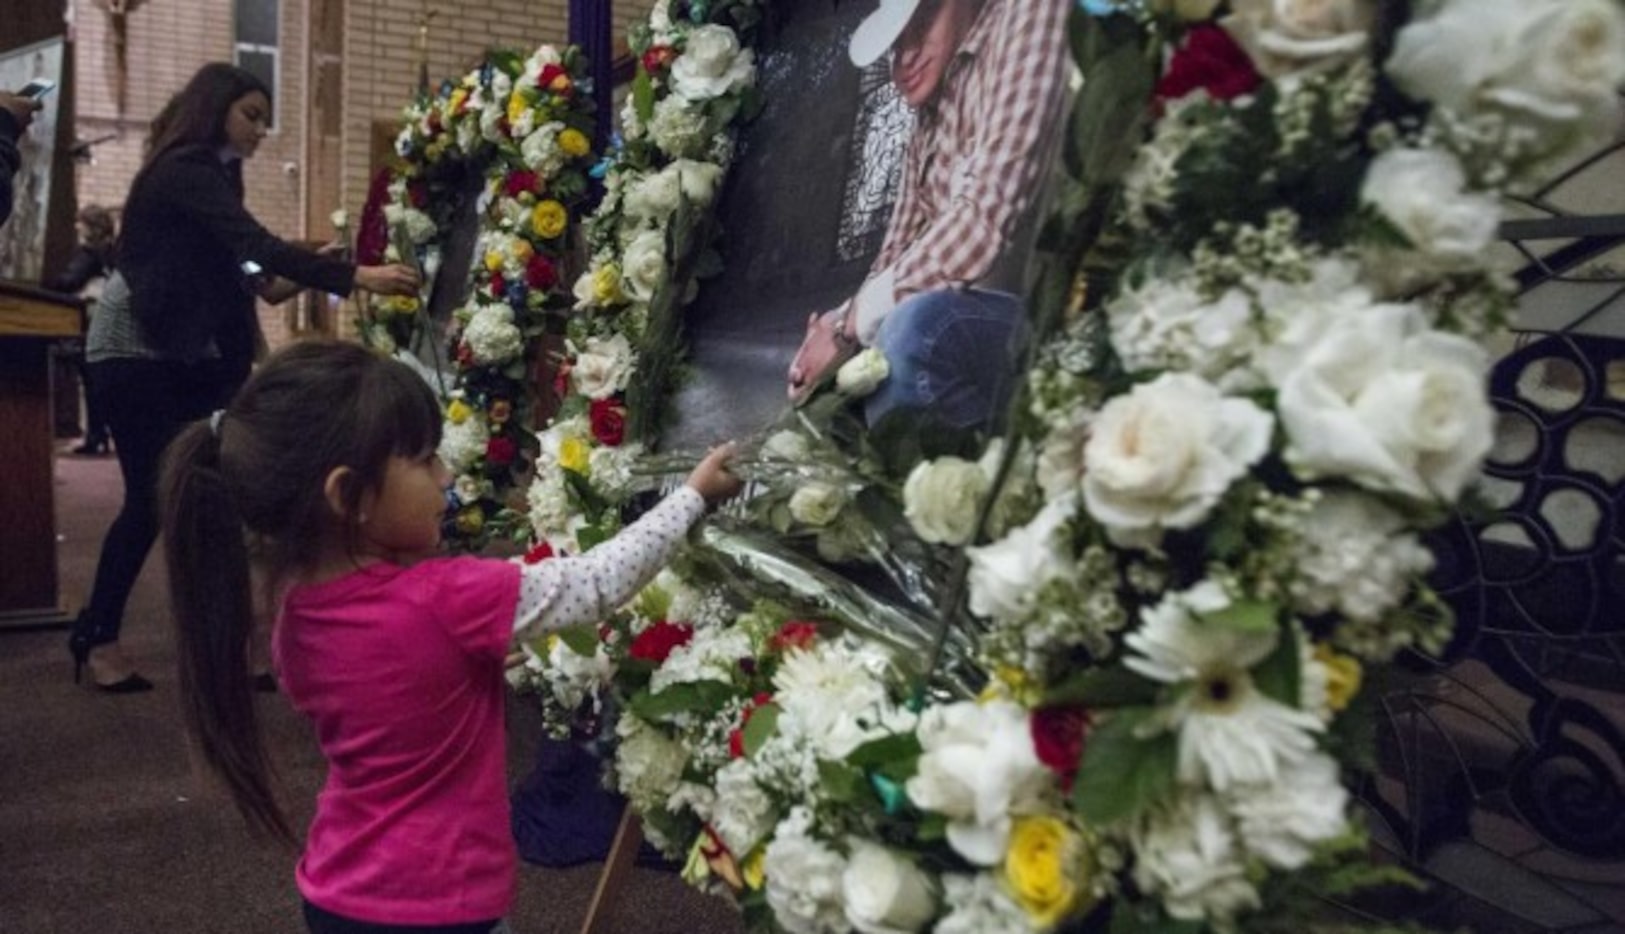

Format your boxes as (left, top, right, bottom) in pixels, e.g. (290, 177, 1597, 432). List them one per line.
(632, 68, 655, 124)
(554, 623, 599, 657)
(1252, 625, 1302, 708)
(576, 524, 609, 552)
(1072, 708, 1178, 826)
(741, 702, 781, 757)
(915, 813, 947, 843)
(818, 760, 864, 804)
(846, 731, 923, 770)
(1045, 667, 1162, 708)
(1109, 904, 1205, 934)
(1202, 599, 1279, 634)
(628, 680, 736, 721)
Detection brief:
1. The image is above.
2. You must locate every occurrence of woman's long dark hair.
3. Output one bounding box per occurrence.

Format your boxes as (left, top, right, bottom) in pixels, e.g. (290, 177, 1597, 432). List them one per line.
(160, 340, 442, 843)
(137, 62, 269, 176)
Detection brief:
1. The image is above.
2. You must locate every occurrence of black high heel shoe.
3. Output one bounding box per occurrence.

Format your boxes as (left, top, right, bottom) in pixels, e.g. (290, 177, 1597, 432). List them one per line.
(68, 623, 154, 693)
(70, 435, 110, 456)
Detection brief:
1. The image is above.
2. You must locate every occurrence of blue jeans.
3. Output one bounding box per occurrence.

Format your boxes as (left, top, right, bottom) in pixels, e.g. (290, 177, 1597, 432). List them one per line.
(865, 288, 1028, 430)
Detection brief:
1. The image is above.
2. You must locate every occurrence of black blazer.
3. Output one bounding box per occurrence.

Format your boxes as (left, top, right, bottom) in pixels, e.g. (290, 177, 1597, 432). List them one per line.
(0, 109, 21, 228)
(118, 144, 355, 374)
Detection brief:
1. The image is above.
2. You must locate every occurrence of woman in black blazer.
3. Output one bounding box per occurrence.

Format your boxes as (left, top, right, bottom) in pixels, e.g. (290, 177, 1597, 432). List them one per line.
(71, 63, 419, 691)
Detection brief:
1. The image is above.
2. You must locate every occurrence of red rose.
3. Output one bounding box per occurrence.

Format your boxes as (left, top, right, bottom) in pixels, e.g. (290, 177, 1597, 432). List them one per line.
(642, 45, 677, 74)
(628, 620, 694, 664)
(489, 271, 506, 297)
(589, 398, 626, 447)
(538, 64, 568, 90)
(525, 253, 558, 291)
(408, 181, 429, 208)
(1030, 705, 1093, 791)
(523, 541, 555, 564)
(456, 342, 475, 367)
(1154, 25, 1261, 107)
(769, 621, 820, 653)
(485, 435, 518, 466)
(505, 170, 541, 198)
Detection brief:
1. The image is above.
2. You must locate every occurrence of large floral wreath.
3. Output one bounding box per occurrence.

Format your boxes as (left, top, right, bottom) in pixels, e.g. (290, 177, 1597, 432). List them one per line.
(509, 1, 1625, 933)
(354, 44, 600, 547)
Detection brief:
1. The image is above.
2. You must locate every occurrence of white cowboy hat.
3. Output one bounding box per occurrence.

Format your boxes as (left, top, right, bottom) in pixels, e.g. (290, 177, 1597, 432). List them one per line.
(849, 0, 924, 68)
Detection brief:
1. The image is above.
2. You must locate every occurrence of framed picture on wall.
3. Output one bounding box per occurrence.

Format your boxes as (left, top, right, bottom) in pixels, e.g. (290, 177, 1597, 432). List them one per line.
(0, 36, 65, 282)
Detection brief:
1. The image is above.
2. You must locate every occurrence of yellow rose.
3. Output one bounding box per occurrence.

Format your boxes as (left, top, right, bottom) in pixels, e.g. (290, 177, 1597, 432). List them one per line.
(591, 264, 625, 305)
(558, 127, 591, 158)
(531, 200, 568, 239)
(1314, 643, 1363, 713)
(742, 848, 766, 891)
(1005, 815, 1089, 929)
(510, 238, 535, 264)
(454, 505, 484, 535)
(506, 91, 530, 127)
(448, 88, 469, 115)
(446, 399, 474, 425)
(484, 250, 506, 273)
(559, 437, 591, 475)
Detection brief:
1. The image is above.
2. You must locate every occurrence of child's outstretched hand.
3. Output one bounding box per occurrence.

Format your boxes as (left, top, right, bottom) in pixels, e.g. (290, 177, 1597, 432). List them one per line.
(686, 442, 743, 506)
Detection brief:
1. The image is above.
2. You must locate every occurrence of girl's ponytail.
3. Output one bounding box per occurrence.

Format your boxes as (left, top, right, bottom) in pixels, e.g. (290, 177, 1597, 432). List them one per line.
(160, 418, 292, 845)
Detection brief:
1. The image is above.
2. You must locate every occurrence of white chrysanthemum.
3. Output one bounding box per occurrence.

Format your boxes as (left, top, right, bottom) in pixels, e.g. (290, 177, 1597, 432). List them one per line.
(763, 807, 848, 934)
(1290, 491, 1435, 623)
(709, 759, 779, 857)
(614, 714, 688, 812)
(1229, 751, 1349, 870)
(438, 412, 489, 474)
(933, 872, 1031, 934)
(649, 627, 753, 693)
(463, 304, 524, 365)
(1133, 793, 1260, 923)
(905, 700, 1050, 866)
(1125, 582, 1323, 790)
(773, 638, 911, 759)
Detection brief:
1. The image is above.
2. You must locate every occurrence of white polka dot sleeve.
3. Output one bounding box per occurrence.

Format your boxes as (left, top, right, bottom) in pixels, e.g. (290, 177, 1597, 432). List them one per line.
(510, 486, 707, 639)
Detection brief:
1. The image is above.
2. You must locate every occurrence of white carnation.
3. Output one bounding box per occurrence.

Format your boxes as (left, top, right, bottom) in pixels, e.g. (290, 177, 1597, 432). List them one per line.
(966, 497, 1073, 624)
(438, 412, 489, 474)
(933, 873, 1030, 934)
(711, 758, 779, 857)
(1108, 278, 1260, 390)
(519, 121, 567, 175)
(763, 808, 848, 934)
(614, 714, 688, 812)
(1290, 491, 1435, 623)
(1133, 794, 1260, 923)
(1229, 752, 1349, 870)
(648, 94, 711, 158)
(621, 230, 669, 302)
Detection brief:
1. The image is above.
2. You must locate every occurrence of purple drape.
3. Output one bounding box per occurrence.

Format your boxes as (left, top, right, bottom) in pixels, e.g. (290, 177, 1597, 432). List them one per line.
(569, 0, 616, 149)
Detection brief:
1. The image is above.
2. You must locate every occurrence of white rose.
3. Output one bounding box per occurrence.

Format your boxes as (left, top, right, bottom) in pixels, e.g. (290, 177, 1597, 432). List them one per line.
(902, 457, 988, 546)
(966, 497, 1073, 624)
(1360, 148, 1500, 276)
(1275, 303, 1493, 500)
(842, 842, 938, 934)
(904, 700, 1050, 866)
(571, 334, 636, 400)
(836, 348, 890, 397)
(664, 158, 723, 208)
(1222, 0, 1377, 82)
(1083, 373, 1274, 548)
(671, 25, 757, 102)
(761, 430, 811, 462)
(623, 169, 682, 221)
(789, 482, 847, 527)
(621, 230, 669, 301)
(1387, 0, 1625, 172)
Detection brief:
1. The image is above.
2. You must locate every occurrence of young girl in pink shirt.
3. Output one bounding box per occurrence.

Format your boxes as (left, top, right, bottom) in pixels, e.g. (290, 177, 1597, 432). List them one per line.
(159, 340, 740, 933)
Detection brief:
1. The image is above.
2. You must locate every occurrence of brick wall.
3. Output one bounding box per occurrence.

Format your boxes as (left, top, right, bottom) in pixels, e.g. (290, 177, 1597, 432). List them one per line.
(70, 0, 657, 351)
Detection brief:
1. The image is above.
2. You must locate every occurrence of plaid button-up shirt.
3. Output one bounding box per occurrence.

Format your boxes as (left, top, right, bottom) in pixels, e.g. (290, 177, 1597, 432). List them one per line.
(851, 0, 1071, 343)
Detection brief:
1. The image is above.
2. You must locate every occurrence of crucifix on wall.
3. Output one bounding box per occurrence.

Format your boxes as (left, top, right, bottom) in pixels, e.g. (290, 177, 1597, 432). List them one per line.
(415, 2, 440, 97)
(94, 0, 148, 115)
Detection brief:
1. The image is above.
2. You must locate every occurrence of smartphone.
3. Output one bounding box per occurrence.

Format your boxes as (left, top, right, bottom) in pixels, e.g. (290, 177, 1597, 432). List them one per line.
(240, 259, 265, 277)
(18, 78, 56, 100)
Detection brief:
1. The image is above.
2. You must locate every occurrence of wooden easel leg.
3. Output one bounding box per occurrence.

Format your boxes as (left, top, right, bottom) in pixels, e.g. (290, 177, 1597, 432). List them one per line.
(578, 804, 644, 934)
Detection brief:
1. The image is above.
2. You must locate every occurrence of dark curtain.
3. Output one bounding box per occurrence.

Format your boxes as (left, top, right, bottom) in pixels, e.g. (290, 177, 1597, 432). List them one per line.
(568, 0, 616, 149)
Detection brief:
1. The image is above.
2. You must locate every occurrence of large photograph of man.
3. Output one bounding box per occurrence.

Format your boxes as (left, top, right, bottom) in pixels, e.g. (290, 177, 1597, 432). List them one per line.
(664, 0, 1069, 446)
(786, 0, 1069, 430)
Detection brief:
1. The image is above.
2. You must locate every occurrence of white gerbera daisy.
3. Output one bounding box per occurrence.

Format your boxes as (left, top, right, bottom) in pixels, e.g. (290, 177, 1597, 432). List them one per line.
(1125, 581, 1323, 790)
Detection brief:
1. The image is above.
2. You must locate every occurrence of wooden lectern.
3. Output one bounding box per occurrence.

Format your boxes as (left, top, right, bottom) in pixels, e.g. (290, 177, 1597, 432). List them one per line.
(0, 280, 83, 629)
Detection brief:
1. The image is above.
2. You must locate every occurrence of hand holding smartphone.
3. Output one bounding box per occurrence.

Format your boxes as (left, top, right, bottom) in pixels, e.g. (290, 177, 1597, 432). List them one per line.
(19, 78, 56, 100)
